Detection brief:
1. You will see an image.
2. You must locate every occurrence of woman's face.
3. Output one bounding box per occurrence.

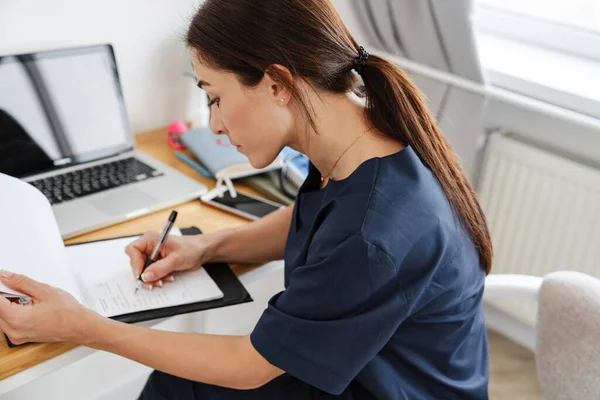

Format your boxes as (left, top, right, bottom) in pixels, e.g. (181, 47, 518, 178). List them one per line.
(192, 57, 294, 169)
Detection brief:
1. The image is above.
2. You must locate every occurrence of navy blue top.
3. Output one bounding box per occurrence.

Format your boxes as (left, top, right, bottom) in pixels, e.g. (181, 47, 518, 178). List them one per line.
(250, 146, 489, 399)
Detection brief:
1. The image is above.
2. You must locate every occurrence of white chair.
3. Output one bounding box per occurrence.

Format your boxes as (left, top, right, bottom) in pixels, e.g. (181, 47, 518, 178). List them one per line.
(485, 271, 600, 399)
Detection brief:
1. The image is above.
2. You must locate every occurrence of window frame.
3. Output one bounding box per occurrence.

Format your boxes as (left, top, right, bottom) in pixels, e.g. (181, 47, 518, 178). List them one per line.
(474, 5, 600, 64)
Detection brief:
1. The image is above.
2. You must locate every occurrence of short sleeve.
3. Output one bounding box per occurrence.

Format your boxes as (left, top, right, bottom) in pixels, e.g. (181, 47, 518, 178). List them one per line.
(250, 232, 408, 395)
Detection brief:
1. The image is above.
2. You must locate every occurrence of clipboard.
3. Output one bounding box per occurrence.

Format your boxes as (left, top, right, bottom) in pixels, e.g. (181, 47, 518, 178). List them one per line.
(5, 226, 252, 347)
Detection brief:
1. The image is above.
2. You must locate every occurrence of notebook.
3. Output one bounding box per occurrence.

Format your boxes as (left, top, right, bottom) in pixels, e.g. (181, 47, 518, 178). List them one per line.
(0, 172, 252, 345)
(241, 171, 295, 205)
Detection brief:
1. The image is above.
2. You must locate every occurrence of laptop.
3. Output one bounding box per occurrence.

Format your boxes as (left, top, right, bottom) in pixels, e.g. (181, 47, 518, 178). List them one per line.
(0, 44, 207, 239)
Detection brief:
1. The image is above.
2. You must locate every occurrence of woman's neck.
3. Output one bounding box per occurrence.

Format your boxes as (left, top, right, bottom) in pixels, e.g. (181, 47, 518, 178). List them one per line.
(291, 92, 404, 182)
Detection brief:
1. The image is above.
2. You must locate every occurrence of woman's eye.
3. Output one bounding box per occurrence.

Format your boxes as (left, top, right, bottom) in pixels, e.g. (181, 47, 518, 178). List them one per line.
(208, 97, 220, 108)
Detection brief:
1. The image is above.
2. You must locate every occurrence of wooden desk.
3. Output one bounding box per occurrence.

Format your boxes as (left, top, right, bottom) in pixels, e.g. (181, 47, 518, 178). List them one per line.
(0, 127, 265, 382)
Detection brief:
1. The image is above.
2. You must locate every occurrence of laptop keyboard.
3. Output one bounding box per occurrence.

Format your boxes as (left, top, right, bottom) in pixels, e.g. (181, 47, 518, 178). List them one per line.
(29, 157, 163, 205)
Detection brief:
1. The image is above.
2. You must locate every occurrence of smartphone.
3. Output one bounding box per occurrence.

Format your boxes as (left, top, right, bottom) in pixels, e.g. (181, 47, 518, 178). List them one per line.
(201, 190, 285, 220)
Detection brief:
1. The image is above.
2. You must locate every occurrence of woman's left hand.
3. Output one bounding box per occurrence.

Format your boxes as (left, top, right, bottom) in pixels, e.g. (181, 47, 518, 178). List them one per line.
(0, 270, 92, 345)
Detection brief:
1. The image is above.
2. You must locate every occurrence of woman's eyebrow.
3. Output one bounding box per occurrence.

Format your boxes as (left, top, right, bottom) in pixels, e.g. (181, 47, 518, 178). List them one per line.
(197, 80, 211, 89)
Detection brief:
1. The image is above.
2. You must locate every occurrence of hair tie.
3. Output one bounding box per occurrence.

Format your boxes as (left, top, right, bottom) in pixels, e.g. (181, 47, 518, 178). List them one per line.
(354, 46, 369, 75)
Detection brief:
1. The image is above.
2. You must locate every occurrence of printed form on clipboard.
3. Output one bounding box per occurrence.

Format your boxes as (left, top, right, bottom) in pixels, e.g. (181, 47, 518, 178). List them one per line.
(0, 172, 224, 318)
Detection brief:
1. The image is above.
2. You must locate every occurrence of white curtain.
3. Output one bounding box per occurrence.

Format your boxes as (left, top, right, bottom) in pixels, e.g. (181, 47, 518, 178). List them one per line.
(352, 0, 487, 178)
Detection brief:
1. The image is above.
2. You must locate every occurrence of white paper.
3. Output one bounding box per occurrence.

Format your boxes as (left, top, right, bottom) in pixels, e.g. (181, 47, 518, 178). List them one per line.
(0, 172, 223, 317)
(66, 234, 224, 317)
(0, 173, 83, 302)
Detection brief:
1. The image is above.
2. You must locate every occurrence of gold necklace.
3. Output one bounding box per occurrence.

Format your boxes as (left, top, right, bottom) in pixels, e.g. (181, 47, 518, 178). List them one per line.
(321, 128, 369, 182)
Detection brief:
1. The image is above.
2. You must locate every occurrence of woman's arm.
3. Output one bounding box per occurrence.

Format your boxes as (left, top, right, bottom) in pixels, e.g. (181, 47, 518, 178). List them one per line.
(205, 205, 293, 264)
(0, 271, 283, 390)
(0, 208, 294, 388)
(100, 207, 294, 387)
(126, 205, 294, 285)
(82, 313, 283, 390)
(96, 207, 296, 387)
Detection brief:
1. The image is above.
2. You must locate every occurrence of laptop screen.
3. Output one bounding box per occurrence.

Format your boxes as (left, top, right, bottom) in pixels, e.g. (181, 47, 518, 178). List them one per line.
(0, 44, 133, 178)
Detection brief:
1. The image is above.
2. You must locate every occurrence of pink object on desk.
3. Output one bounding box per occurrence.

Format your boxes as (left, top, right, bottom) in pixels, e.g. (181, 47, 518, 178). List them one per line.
(167, 120, 189, 150)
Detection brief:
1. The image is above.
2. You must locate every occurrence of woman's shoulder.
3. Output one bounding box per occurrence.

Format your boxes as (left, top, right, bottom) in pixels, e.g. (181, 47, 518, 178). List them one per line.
(319, 146, 471, 264)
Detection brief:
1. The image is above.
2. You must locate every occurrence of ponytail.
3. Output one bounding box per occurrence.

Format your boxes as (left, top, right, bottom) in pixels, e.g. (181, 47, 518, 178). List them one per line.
(360, 55, 493, 274)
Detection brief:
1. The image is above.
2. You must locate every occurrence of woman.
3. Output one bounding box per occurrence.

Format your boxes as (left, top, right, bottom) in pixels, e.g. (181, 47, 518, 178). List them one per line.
(0, 0, 493, 398)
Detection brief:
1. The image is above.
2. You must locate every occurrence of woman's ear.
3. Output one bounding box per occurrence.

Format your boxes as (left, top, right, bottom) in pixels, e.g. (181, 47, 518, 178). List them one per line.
(264, 64, 293, 105)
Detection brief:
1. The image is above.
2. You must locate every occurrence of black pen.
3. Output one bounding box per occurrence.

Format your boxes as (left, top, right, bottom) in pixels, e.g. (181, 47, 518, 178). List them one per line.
(134, 210, 178, 293)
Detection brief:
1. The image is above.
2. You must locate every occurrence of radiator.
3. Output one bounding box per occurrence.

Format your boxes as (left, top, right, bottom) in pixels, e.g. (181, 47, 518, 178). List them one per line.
(477, 133, 600, 325)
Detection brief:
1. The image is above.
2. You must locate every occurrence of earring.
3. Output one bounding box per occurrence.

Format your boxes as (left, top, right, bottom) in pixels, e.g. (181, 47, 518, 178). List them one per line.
(280, 98, 285, 103)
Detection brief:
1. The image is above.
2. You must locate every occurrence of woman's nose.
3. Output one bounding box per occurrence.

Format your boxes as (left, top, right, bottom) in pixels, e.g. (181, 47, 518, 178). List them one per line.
(209, 111, 227, 135)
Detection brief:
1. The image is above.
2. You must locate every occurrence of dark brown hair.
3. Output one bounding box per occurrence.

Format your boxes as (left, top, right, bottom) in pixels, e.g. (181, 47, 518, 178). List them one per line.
(186, 0, 493, 274)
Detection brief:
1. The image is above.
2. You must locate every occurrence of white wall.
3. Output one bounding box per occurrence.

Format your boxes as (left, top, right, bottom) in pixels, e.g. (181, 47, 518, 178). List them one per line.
(0, 0, 366, 135)
(0, 0, 201, 134)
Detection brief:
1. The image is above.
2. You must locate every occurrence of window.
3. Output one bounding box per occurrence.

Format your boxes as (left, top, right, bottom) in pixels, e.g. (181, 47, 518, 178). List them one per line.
(474, 0, 600, 120)
(475, 0, 600, 62)
(479, 0, 600, 34)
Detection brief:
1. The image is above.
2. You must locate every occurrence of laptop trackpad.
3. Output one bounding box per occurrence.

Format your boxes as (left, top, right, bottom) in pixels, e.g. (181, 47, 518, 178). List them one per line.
(89, 188, 157, 217)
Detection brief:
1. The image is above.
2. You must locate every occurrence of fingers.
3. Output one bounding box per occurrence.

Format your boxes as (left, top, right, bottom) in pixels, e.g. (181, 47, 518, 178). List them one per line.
(125, 231, 159, 278)
(140, 255, 179, 283)
(139, 274, 175, 291)
(0, 297, 30, 345)
(0, 280, 86, 345)
(0, 296, 16, 322)
(0, 270, 46, 298)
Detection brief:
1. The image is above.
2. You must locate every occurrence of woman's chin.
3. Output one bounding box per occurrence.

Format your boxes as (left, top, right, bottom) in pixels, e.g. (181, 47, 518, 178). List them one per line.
(246, 153, 277, 170)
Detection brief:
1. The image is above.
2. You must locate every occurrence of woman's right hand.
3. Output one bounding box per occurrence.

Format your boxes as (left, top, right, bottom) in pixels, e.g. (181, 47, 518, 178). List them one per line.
(125, 231, 212, 290)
